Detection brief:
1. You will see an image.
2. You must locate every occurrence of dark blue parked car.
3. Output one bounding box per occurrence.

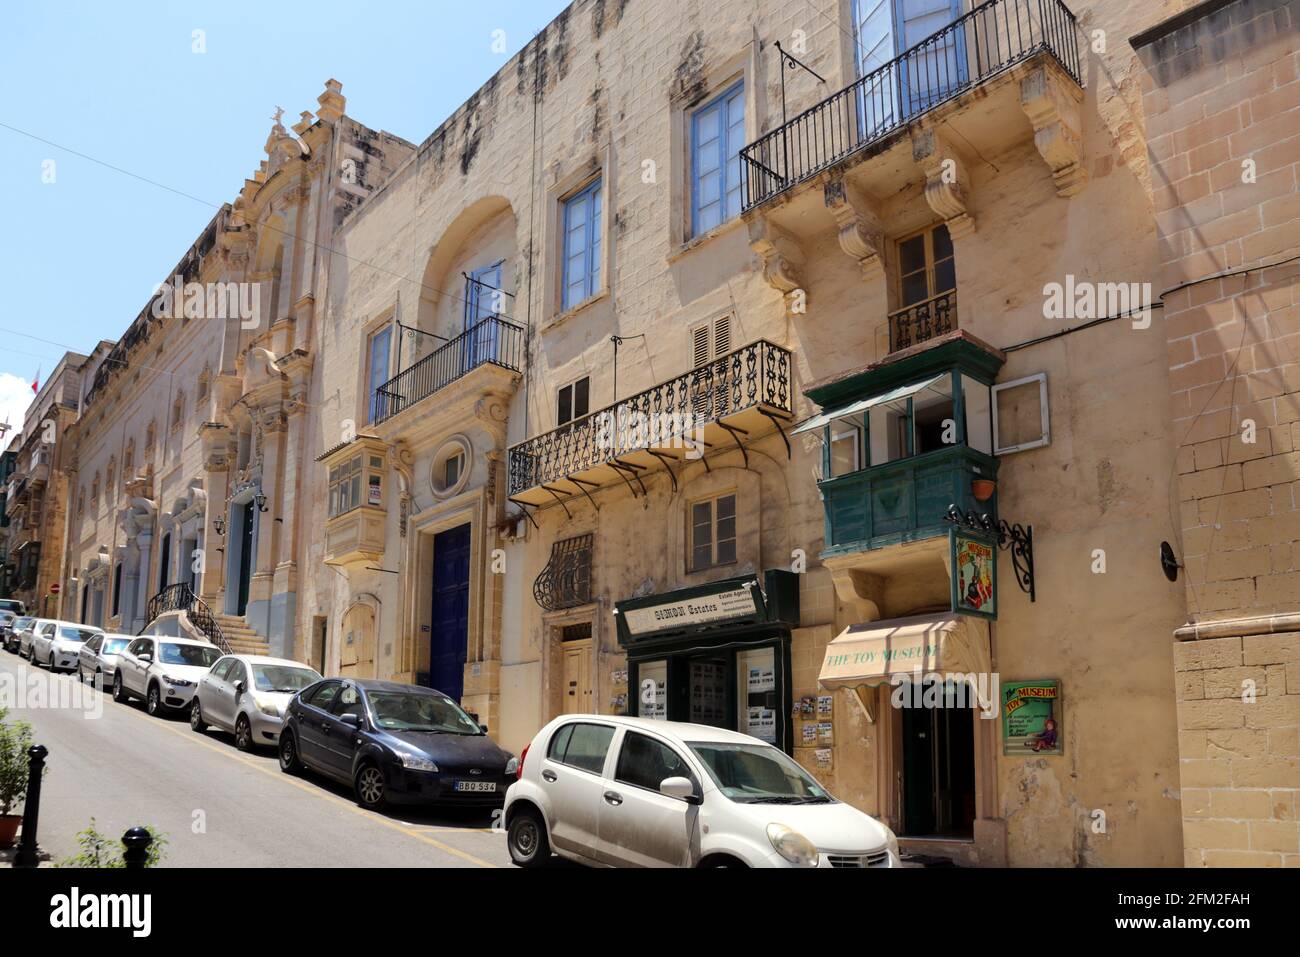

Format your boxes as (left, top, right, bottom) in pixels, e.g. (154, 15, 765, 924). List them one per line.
(279, 678, 517, 810)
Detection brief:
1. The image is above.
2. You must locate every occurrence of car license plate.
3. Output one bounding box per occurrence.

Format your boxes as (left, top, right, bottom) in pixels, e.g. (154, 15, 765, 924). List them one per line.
(454, 781, 497, 793)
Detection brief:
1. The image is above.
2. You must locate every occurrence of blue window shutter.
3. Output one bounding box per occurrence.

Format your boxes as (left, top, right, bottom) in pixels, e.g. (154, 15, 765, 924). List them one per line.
(563, 180, 602, 311)
(691, 81, 745, 239)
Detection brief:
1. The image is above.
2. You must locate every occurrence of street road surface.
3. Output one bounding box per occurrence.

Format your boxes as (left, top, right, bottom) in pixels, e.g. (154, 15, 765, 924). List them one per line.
(0, 653, 513, 868)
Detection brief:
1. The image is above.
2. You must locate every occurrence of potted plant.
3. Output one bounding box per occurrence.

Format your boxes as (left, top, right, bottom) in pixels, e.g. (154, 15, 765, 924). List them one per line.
(0, 708, 36, 848)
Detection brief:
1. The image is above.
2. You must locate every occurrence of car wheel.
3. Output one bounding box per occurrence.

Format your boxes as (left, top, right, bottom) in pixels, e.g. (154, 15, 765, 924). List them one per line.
(234, 715, 253, 752)
(354, 763, 387, 811)
(278, 730, 304, 775)
(190, 700, 208, 732)
(146, 683, 164, 716)
(508, 807, 551, 868)
(112, 672, 128, 703)
(47, 652, 57, 673)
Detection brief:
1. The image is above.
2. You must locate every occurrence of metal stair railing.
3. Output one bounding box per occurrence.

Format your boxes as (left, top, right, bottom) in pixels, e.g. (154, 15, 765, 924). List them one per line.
(142, 582, 234, 656)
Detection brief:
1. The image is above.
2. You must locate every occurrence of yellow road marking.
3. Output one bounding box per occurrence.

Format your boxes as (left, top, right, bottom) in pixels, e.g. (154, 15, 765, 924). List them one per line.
(68, 672, 500, 868)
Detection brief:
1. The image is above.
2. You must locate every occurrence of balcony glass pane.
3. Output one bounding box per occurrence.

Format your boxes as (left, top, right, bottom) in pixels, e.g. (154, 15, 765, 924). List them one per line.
(962, 375, 993, 455)
(830, 424, 863, 477)
(913, 377, 955, 455)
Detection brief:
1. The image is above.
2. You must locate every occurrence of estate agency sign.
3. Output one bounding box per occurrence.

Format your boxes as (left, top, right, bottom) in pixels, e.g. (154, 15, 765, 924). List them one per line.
(621, 585, 761, 638)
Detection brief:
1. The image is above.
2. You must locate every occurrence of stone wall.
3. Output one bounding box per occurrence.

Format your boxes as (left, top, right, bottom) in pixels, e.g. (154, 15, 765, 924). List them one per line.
(1135, 0, 1300, 867)
(1175, 627, 1300, 865)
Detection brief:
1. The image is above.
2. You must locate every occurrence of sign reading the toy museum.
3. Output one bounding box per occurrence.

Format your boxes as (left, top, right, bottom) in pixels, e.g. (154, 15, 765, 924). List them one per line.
(1002, 680, 1062, 755)
(950, 529, 997, 620)
(621, 584, 761, 637)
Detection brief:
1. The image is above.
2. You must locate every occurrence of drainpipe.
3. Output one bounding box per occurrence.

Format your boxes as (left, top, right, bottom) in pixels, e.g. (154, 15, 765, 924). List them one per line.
(1174, 613, 1300, 642)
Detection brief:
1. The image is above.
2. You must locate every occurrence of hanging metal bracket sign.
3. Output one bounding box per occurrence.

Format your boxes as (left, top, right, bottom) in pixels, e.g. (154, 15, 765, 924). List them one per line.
(945, 504, 1035, 603)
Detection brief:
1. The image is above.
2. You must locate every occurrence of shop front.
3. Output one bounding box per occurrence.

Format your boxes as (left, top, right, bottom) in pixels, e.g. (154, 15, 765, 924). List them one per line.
(614, 572, 798, 754)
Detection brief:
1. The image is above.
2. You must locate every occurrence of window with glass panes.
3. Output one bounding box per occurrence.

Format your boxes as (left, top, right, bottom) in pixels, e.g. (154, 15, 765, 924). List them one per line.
(690, 493, 737, 572)
(328, 456, 363, 518)
(558, 376, 590, 429)
(898, 223, 955, 309)
(691, 82, 746, 238)
(562, 180, 602, 311)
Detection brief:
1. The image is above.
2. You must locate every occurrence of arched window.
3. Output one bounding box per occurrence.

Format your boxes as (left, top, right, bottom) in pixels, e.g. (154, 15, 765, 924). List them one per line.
(91, 472, 100, 508)
(197, 366, 211, 402)
(77, 487, 84, 518)
(145, 420, 157, 458)
(105, 457, 116, 499)
(123, 438, 135, 481)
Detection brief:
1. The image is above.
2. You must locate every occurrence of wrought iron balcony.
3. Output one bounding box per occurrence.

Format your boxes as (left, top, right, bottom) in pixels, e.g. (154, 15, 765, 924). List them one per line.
(741, 0, 1082, 210)
(508, 339, 792, 506)
(822, 445, 998, 556)
(890, 290, 958, 353)
(373, 316, 525, 424)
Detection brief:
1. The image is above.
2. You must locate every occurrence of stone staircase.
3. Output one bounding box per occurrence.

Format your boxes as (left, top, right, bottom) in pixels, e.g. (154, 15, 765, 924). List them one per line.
(213, 613, 271, 656)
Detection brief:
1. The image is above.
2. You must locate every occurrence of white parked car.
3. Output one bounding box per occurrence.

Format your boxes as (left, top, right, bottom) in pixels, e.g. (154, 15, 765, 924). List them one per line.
(31, 621, 105, 672)
(112, 635, 223, 717)
(77, 633, 134, 685)
(503, 715, 900, 869)
(191, 655, 321, 751)
(17, 618, 56, 660)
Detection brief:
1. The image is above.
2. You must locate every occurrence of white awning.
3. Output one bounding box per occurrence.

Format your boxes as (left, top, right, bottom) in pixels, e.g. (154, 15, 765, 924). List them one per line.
(818, 612, 991, 690)
(792, 374, 948, 436)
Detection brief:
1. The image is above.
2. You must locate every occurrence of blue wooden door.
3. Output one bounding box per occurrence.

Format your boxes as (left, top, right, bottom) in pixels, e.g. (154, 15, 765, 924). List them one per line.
(463, 263, 502, 370)
(853, 0, 898, 139)
(429, 524, 471, 701)
(896, 0, 968, 118)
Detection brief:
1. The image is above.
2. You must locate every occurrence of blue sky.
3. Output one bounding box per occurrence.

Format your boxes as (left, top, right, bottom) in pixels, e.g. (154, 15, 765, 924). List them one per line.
(0, 0, 571, 431)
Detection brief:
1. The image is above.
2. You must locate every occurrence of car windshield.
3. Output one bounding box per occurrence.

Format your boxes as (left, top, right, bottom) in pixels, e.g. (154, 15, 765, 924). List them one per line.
(686, 742, 835, 805)
(102, 638, 130, 655)
(158, 643, 222, 667)
(57, 627, 99, 643)
(367, 692, 483, 734)
(14, 618, 33, 630)
(0, 601, 23, 614)
(252, 664, 320, 694)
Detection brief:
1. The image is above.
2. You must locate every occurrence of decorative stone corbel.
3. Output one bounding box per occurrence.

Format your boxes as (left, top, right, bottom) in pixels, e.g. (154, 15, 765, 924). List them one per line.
(911, 128, 975, 239)
(827, 565, 886, 623)
(746, 216, 806, 315)
(1020, 65, 1087, 197)
(823, 177, 885, 282)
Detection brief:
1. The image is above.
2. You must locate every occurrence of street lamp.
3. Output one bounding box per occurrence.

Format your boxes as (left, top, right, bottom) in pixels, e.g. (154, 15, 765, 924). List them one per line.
(212, 516, 226, 537)
(254, 492, 268, 513)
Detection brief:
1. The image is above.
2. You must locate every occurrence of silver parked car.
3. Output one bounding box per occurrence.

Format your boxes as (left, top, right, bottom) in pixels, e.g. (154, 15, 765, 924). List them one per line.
(31, 621, 105, 672)
(17, 618, 56, 659)
(3, 616, 34, 653)
(0, 611, 16, 644)
(113, 635, 223, 716)
(78, 633, 134, 685)
(192, 655, 321, 751)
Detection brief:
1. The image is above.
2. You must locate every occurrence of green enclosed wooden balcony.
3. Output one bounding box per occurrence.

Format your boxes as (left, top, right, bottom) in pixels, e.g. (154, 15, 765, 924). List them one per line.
(821, 445, 998, 556)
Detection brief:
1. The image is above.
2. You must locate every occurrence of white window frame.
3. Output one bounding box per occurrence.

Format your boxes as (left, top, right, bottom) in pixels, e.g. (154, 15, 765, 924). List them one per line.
(991, 373, 1050, 455)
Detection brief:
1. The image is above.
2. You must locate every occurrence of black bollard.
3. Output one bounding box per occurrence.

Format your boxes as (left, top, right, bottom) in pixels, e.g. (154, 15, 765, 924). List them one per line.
(13, 744, 48, 868)
(121, 827, 153, 869)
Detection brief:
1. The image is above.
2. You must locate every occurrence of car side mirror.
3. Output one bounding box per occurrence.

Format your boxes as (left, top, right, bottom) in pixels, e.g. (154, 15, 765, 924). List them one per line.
(340, 713, 361, 729)
(479, 723, 489, 734)
(234, 681, 246, 695)
(139, 653, 153, 663)
(660, 776, 700, 803)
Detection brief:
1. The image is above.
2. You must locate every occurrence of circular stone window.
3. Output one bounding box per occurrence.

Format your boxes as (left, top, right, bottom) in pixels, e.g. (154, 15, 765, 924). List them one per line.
(430, 437, 471, 499)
